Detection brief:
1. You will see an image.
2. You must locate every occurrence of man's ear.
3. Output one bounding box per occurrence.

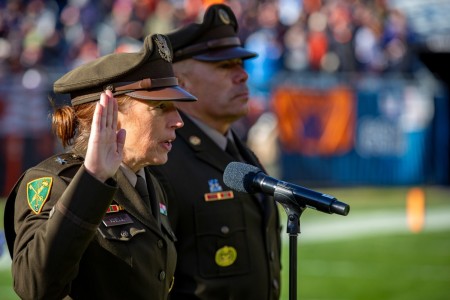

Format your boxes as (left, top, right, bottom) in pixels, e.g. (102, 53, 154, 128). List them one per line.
(173, 63, 191, 90)
(176, 72, 189, 90)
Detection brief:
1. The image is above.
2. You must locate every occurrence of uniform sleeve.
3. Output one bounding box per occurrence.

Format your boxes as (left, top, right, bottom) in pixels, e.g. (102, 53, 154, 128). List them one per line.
(11, 165, 117, 300)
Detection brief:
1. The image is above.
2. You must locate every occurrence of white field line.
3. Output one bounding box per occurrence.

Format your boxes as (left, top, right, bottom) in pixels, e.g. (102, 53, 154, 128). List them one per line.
(281, 207, 450, 243)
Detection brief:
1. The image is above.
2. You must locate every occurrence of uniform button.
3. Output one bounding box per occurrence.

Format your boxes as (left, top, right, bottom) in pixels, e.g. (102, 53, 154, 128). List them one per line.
(120, 230, 129, 238)
(159, 271, 166, 281)
(272, 278, 279, 290)
(157, 239, 164, 248)
(220, 226, 230, 234)
(270, 251, 275, 261)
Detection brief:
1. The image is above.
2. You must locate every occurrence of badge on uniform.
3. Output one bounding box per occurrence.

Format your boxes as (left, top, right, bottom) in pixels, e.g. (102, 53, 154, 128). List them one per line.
(102, 211, 133, 227)
(159, 203, 167, 216)
(204, 179, 234, 201)
(215, 245, 237, 267)
(106, 204, 124, 213)
(27, 177, 53, 214)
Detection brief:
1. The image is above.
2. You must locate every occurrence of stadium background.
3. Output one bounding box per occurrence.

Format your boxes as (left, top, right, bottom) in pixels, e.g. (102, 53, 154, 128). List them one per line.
(0, 0, 449, 299)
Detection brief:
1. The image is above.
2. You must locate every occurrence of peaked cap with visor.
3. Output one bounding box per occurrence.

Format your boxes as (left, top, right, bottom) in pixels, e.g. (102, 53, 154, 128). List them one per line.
(167, 4, 257, 62)
(54, 34, 197, 106)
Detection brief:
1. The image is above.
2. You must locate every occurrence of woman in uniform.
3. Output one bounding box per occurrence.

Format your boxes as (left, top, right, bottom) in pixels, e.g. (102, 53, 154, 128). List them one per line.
(3, 34, 196, 300)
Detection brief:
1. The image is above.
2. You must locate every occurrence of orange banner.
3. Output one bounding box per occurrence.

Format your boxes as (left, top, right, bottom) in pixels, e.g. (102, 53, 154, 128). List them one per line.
(271, 86, 355, 156)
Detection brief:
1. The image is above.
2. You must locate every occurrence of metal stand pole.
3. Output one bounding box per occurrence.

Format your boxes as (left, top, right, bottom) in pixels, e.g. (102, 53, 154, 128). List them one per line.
(287, 214, 300, 300)
(274, 188, 305, 300)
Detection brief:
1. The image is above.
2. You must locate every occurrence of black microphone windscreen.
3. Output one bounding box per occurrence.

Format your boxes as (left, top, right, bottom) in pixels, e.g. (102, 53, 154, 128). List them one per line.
(223, 162, 262, 193)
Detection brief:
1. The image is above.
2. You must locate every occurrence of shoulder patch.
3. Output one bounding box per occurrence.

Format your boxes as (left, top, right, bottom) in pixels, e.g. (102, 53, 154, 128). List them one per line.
(27, 177, 53, 214)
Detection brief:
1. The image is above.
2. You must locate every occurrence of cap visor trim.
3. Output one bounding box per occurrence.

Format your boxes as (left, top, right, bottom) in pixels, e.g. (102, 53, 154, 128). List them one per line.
(192, 47, 257, 62)
(126, 86, 197, 101)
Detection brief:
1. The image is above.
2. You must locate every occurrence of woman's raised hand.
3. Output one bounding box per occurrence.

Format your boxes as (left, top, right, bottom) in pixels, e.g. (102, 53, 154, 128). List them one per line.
(84, 90, 126, 182)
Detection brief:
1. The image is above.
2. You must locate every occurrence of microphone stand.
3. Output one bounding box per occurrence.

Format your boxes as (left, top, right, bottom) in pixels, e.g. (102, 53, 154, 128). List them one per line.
(274, 187, 306, 300)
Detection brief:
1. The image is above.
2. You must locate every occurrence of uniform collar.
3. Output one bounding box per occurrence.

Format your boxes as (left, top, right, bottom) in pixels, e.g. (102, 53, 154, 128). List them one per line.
(183, 114, 228, 150)
(119, 163, 142, 187)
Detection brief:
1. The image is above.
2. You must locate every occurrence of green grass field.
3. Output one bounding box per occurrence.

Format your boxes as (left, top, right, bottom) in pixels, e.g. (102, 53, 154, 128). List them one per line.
(1, 186, 449, 300)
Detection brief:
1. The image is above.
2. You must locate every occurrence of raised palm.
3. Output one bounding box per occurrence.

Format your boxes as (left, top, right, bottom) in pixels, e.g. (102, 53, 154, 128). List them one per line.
(84, 90, 126, 182)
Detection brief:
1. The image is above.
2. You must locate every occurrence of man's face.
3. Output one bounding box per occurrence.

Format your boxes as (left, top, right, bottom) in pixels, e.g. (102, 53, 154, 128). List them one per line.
(175, 58, 250, 128)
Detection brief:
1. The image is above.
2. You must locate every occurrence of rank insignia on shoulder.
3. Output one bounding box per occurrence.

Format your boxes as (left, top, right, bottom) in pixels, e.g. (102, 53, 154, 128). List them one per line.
(204, 191, 234, 202)
(27, 177, 53, 214)
(55, 156, 67, 165)
(159, 203, 167, 216)
(215, 245, 237, 267)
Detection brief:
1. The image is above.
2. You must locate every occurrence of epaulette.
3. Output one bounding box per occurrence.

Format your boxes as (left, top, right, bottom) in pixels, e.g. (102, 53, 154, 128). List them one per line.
(33, 153, 84, 176)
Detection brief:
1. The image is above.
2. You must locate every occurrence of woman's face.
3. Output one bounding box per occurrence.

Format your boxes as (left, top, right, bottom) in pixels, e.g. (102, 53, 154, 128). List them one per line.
(118, 99, 184, 171)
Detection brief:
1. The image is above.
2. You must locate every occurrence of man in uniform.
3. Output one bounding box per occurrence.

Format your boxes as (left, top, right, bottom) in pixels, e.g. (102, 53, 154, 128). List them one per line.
(150, 4, 281, 299)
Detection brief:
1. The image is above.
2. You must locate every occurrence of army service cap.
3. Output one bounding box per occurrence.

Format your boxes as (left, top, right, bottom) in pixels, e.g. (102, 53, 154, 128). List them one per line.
(167, 4, 257, 62)
(54, 34, 197, 106)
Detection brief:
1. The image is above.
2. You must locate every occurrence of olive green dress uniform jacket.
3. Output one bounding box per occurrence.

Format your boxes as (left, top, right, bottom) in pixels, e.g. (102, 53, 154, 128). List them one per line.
(4, 153, 177, 300)
(150, 112, 282, 300)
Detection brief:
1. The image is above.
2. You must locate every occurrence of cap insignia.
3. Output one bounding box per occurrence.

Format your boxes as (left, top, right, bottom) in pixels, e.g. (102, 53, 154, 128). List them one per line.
(218, 9, 230, 25)
(154, 34, 172, 63)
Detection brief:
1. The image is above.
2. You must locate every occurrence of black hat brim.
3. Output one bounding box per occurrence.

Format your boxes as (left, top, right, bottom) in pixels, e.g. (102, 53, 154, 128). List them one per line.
(192, 46, 258, 62)
(125, 86, 197, 101)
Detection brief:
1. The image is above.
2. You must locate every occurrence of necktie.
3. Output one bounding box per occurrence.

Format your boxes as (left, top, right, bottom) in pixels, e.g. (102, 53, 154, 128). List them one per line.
(135, 175, 153, 215)
(225, 138, 243, 161)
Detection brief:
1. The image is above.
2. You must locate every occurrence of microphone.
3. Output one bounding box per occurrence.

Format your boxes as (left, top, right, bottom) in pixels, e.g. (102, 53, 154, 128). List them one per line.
(223, 162, 350, 216)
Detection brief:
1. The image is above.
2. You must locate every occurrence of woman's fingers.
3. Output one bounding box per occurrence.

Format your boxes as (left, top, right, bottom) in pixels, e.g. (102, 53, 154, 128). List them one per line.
(116, 129, 126, 156)
(92, 101, 102, 133)
(111, 92, 118, 132)
(105, 90, 114, 129)
(99, 92, 108, 130)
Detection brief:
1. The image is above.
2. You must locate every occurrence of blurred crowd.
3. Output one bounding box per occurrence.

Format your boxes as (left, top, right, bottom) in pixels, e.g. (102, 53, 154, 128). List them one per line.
(0, 0, 418, 79)
(0, 0, 422, 132)
(0, 0, 423, 194)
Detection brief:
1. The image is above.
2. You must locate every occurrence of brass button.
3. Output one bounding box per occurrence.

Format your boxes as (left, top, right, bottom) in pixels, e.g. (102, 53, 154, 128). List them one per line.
(159, 271, 166, 281)
(157, 239, 164, 248)
(270, 250, 275, 261)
